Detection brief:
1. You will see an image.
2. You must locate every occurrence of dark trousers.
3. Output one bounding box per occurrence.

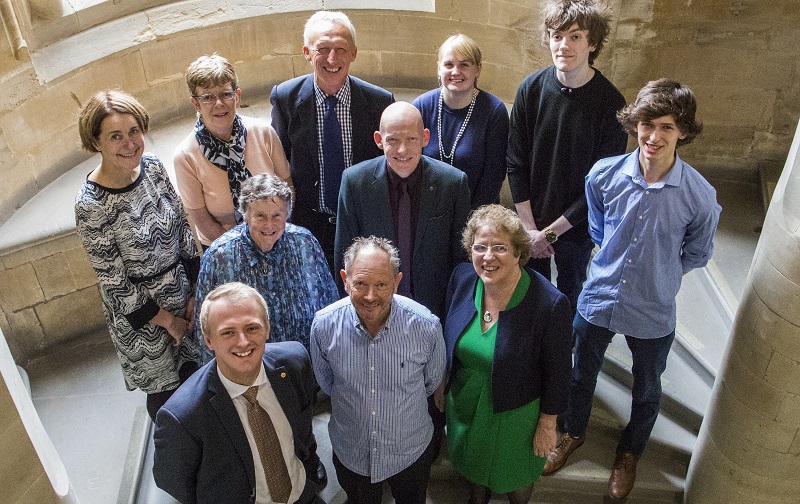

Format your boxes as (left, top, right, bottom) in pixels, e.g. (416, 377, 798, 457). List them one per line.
(291, 205, 337, 277)
(528, 238, 594, 319)
(565, 314, 675, 455)
(146, 361, 199, 421)
(297, 478, 327, 504)
(332, 437, 435, 504)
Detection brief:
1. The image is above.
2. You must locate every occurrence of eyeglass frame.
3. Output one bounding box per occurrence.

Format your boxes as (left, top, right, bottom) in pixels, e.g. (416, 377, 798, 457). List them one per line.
(470, 243, 511, 255)
(191, 89, 239, 105)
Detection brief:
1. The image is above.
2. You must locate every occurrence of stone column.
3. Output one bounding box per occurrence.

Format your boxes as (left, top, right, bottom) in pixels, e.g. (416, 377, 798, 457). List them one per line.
(685, 120, 800, 503)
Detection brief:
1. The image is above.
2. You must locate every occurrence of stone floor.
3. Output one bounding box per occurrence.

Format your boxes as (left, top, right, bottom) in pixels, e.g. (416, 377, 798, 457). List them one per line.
(18, 88, 766, 504)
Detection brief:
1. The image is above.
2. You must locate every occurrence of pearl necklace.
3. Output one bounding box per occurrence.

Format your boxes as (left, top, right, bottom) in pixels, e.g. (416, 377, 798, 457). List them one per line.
(437, 88, 478, 164)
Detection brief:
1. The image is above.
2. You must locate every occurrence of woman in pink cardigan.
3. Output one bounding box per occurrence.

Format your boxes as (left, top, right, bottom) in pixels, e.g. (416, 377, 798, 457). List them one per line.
(174, 53, 292, 249)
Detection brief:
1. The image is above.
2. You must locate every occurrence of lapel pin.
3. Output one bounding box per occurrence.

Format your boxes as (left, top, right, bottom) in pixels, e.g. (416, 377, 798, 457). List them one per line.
(280, 372, 287, 378)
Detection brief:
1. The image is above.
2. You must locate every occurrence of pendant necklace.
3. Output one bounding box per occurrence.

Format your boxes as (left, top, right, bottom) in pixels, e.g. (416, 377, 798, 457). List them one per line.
(438, 88, 478, 165)
(483, 310, 493, 323)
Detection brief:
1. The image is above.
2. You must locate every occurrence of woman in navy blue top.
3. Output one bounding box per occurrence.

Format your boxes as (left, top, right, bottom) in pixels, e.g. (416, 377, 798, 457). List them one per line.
(413, 34, 509, 209)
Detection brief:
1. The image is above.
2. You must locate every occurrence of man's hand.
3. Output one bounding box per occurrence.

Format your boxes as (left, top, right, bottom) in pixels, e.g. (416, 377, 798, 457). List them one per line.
(528, 229, 555, 259)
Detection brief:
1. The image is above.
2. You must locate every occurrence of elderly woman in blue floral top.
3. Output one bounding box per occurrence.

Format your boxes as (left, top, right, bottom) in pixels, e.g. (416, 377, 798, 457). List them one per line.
(193, 173, 338, 355)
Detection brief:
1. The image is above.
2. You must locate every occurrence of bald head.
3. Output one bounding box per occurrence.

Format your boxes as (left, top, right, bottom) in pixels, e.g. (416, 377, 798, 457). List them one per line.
(374, 102, 430, 177)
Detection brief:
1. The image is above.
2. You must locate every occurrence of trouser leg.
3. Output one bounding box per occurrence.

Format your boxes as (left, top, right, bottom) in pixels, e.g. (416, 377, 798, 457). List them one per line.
(618, 331, 675, 455)
(564, 313, 615, 437)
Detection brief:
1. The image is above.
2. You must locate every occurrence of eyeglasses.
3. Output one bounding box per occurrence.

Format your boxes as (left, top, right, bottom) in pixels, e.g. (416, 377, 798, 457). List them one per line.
(471, 244, 510, 255)
(309, 46, 351, 58)
(192, 90, 237, 104)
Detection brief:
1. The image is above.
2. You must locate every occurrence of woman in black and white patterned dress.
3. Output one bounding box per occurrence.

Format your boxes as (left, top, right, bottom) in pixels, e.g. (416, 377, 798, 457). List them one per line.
(75, 90, 201, 421)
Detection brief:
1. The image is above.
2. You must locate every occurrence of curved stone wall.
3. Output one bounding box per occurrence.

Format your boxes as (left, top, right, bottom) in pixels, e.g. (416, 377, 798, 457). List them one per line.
(0, 0, 799, 362)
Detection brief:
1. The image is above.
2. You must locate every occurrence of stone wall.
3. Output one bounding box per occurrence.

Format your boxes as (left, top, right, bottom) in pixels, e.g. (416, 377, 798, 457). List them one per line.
(0, 0, 798, 362)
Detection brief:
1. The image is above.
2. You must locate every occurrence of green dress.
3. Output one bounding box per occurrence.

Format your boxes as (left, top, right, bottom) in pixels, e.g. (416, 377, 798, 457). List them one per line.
(446, 270, 546, 493)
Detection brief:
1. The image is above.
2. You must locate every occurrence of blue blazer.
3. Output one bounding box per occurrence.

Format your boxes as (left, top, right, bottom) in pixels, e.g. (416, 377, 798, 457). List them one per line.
(334, 155, 471, 319)
(269, 74, 394, 216)
(443, 262, 572, 414)
(153, 342, 316, 504)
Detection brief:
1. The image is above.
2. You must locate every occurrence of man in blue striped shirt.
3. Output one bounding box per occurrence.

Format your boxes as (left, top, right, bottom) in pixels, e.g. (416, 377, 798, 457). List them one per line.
(310, 236, 445, 504)
(542, 80, 721, 500)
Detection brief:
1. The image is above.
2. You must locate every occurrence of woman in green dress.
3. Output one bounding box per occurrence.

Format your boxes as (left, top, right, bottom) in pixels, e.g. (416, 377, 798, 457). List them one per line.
(442, 205, 572, 504)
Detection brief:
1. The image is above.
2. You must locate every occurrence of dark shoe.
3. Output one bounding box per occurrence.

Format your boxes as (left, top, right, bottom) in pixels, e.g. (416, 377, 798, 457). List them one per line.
(608, 451, 638, 500)
(308, 459, 327, 486)
(542, 432, 585, 475)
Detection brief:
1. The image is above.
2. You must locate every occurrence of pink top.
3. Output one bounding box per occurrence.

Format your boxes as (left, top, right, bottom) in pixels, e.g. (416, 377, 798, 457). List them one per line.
(173, 115, 291, 245)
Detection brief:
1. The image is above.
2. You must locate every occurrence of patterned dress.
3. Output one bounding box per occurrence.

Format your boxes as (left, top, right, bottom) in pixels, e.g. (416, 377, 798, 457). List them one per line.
(194, 222, 338, 357)
(75, 154, 202, 393)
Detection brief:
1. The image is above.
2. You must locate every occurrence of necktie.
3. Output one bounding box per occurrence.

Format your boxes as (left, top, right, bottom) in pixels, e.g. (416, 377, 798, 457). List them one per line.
(323, 94, 345, 213)
(397, 180, 412, 297)
(243, 387, 292, 503)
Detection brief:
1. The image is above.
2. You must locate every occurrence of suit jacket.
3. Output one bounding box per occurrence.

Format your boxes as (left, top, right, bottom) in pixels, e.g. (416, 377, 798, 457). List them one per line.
(334, 155, 471, 319)
(443, 262, 572, 415)
(153, 341, 316, 504)
(269, 74, 394, 216)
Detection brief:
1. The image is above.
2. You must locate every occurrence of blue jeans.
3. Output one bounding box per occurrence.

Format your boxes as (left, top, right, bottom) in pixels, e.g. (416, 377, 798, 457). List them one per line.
(565, 314, 675, 456)
(528, 238, 594, 319)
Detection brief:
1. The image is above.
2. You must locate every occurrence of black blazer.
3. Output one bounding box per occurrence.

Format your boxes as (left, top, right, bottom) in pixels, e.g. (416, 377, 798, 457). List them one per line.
(334, 156, 471, 319)
(153, 342, 316, 504)
(269, 74, 394, 215)
(443, 262, 572, 414)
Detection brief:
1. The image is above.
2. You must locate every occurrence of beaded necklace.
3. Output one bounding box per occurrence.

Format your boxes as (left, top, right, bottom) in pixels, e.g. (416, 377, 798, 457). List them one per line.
(437, 88, 478, 164)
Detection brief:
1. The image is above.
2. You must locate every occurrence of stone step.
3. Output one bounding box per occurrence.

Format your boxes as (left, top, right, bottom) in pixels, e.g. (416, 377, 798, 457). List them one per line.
(426, 371, 689, 504)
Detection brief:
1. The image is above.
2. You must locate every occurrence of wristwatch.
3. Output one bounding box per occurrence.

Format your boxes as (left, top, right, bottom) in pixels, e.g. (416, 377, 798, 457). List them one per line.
(543, 227, 558, 244)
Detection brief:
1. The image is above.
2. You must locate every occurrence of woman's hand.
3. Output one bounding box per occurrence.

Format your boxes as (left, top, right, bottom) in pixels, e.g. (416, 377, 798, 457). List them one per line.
(533, 413, 558, 458)
(151, 307, 189, 346)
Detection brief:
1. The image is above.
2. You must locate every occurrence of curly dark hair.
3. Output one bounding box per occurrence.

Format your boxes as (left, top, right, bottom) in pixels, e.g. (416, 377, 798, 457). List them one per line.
(617, 78, 702, 147)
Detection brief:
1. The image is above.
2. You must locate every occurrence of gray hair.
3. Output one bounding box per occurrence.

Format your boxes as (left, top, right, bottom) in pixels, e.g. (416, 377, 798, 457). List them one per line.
(343, 236, 400, 276)
(303, 11, 356, 46)
(199, 282, 269, 338)
(238, 174, 293, 217)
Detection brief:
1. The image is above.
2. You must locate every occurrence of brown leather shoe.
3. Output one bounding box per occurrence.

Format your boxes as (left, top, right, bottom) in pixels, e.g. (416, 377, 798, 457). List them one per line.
(542, 432, 585, 475)
(608, 451, 639, 500)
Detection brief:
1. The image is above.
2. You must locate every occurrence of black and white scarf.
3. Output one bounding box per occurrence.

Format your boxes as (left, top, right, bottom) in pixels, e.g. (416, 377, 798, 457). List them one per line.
(194, 114, 249, 222)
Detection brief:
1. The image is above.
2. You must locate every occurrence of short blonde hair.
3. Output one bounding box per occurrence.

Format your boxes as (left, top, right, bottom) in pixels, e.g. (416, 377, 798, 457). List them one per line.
(185, 53, 238, 96)
(438, 34, 482, 70)
(462, 205, 531, 266)
(78, 90, 149, 152)
(199, 282, 269, 339)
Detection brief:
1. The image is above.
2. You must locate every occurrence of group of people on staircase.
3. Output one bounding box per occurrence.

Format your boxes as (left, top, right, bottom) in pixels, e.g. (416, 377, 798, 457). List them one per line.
(72, 1, 720, 503)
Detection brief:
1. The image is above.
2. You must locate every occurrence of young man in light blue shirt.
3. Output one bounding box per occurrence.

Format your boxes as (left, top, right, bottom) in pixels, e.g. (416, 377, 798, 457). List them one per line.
(542, 79, 721, 500)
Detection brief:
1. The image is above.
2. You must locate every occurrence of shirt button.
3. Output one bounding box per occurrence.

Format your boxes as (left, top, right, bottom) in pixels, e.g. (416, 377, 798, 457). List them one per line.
(633, 237, 638, 242)
(622, 279, 627, 284)
(373, 448, 377, 452)
(370, 366, 374, 371)
(627, 259, 632, 263)
(638, 215, 642, 219)
(645, 190, 650, 194)
(616, 300, 620, 303)
(371, 389, 375, 394)
(370, 343, 375, 348)
(372, 411, 376, 415)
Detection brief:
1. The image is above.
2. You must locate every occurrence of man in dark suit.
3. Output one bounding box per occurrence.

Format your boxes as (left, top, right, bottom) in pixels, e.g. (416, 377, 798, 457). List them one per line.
(334, 101, 471, 322)
(270, 11, 394, 273)
(153, 282, 325, 504)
